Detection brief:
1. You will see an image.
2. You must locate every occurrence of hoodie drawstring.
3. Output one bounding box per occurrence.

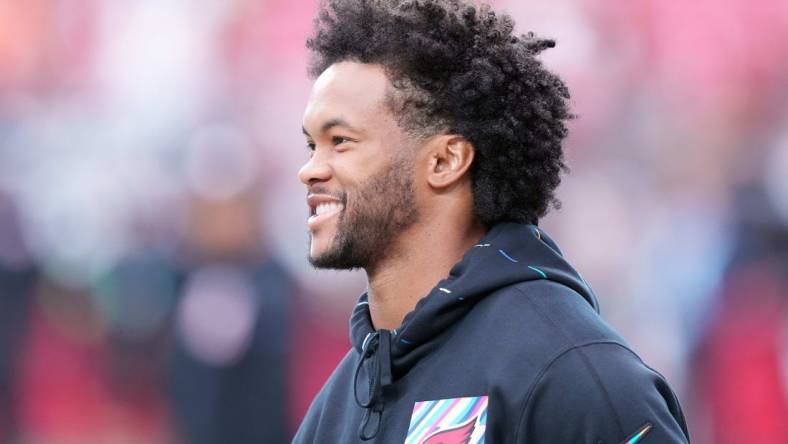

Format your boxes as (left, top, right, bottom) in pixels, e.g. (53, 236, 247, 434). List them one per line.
(353, 330, 392, 440)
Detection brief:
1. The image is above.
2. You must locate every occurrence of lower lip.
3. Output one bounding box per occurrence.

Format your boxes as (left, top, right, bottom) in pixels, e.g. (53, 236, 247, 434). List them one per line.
(307, 207, 343, 230)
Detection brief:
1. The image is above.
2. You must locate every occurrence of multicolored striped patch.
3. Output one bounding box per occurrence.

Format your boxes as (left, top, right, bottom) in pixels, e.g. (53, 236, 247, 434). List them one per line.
(621, 422, 653, 444)
(405, 396, 488, 444)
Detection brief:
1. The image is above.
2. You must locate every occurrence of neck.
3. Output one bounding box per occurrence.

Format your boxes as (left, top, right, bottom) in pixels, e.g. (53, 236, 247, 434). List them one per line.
(365, 218, 486, 330)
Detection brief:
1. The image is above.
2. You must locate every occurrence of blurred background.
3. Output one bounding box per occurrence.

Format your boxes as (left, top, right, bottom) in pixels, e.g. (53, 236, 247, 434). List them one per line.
(0, 0, 786, 443)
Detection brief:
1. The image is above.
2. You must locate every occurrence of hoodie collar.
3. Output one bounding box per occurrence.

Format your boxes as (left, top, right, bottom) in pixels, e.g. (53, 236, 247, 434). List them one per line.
(349, 223, 598, 439)
(350, 222, 598, 372)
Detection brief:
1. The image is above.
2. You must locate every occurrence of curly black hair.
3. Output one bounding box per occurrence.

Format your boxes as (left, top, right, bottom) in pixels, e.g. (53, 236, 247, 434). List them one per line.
(307, 0, 572, 226)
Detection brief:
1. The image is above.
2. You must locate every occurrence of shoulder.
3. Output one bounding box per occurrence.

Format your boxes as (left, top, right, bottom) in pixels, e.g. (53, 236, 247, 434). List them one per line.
(450, 281, 688, 442)
(467, 279, 629, 354)
(440, 280, 633, 391)
(467, 281, 689, 443)
(516, 341, 689, 443)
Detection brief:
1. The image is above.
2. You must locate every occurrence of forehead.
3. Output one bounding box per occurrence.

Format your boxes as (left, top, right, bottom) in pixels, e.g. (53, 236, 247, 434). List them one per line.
(303, 61, 393, 131)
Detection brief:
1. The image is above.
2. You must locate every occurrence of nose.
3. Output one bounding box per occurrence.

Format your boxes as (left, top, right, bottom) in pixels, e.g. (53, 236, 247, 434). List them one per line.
(298, 151, 332, 186)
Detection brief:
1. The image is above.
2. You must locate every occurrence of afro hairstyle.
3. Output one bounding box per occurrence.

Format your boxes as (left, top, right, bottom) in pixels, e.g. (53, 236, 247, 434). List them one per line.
(306, 0, 572, 226)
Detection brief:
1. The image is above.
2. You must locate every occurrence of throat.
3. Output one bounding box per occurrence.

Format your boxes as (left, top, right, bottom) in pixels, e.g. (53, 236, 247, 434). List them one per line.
(363, 219, 487, 331)
(363, 243, 460, 330)
(366, 270, 424, 331)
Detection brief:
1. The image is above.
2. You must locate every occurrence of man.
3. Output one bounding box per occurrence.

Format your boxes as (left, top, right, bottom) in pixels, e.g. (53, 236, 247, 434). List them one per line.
(294, 0, 690, 442)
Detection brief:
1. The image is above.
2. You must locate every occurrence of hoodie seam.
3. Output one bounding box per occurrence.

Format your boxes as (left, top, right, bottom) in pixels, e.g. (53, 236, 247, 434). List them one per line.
(511, 284, 632, 442)
(513, 341, 630, 441)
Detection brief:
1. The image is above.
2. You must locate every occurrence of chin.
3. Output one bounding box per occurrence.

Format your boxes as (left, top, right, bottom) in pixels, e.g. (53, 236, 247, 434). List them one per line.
(309, 233, 334, 260)
(308, 244, 365, 271)
(308, 238, 337, 269)
(307, 224, 371, 270)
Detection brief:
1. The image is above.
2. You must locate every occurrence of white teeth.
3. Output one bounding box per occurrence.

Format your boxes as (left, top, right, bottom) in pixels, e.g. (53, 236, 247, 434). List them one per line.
(315, 202, 343, 216)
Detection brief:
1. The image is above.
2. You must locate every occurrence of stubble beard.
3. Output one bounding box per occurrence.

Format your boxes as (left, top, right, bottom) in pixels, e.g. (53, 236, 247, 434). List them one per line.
(308, 154, 418, 271)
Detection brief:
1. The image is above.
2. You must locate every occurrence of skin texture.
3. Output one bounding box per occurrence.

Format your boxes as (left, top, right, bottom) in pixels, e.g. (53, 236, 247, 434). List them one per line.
(300, 62, 486, 330)
(305, 151, 418, 272)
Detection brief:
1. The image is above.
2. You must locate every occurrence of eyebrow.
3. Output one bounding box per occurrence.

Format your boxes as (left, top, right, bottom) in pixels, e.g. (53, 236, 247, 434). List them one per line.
(302, 118, 360, 137)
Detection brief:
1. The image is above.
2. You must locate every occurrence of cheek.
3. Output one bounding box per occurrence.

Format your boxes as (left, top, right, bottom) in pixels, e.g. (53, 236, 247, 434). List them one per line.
(412, 150, 432, 189)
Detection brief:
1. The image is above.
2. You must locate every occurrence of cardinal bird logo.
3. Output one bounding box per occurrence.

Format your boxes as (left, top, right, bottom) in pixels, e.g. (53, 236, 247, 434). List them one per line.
(419, 416, 477, 444)
(405, 396, 487, 444)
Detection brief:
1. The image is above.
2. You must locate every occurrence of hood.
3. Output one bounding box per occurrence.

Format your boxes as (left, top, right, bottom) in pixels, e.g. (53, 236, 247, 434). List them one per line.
(351, 222, 598, 366)
(348, 222, 598, 439)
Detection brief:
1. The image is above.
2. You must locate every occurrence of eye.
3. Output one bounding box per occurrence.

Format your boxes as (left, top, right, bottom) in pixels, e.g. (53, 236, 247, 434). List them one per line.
(332, 136, 351, 146)
(306, 141, 316, 151)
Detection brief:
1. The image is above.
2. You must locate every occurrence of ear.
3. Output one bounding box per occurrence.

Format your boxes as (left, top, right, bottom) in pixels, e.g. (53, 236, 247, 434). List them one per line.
(425, 135, 475, 189)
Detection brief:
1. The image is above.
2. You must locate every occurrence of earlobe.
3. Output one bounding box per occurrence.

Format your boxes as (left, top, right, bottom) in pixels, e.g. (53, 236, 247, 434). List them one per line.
(426, 136, 475, 189)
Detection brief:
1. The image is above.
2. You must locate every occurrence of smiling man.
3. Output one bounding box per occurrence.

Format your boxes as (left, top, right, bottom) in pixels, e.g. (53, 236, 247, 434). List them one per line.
(294, 1, 690, 443)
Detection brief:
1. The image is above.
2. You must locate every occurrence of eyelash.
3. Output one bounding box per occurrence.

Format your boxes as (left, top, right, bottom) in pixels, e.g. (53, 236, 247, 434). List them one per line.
(332, 136, 352, 146)
(306, 136, 353, 152)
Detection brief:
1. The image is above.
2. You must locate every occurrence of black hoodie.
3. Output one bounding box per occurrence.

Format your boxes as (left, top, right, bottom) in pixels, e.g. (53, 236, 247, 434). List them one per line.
(293, 223, 690, 443)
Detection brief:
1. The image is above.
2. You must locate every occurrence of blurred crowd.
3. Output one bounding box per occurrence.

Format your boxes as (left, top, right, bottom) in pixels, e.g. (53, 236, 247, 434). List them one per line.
(0, 0, 787, 443)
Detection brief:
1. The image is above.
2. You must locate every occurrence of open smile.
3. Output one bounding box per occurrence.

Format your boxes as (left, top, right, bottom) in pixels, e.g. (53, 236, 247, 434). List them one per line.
(307, 194, 345, 230)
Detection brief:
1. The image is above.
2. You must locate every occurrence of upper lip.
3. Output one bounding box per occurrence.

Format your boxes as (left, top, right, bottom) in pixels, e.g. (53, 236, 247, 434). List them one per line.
(307, 193, 343, 216)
